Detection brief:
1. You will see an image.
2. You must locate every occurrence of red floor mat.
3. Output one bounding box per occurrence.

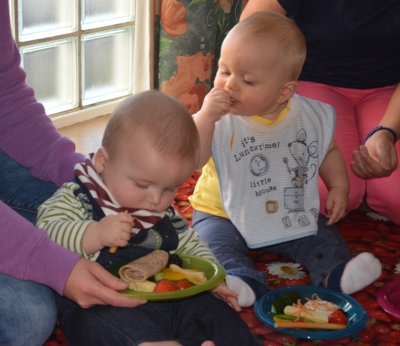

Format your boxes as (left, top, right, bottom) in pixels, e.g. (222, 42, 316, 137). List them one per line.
(45, 209, 400, 346)
(240, 209, 400, 346)
(44, 173, 400, 345)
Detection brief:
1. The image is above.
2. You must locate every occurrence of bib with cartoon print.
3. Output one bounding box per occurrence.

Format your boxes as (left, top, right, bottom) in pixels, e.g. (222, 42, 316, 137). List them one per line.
(212, 94, 335, 248)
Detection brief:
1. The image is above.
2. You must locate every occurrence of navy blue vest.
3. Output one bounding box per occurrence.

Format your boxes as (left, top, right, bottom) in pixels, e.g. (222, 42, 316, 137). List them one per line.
(72, 177, 179, 269)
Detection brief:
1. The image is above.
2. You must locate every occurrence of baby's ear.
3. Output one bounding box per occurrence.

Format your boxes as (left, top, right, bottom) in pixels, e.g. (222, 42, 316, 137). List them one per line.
(277, 81, 298, 104)
(93, 147, 109, 174)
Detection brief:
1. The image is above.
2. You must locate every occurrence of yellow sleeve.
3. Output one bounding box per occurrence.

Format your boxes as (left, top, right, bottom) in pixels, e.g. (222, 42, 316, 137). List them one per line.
(189, 157, 229, 219)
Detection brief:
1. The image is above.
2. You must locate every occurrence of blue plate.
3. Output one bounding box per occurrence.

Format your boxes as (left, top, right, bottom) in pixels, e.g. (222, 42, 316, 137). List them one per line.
(254, 286, 368, 340)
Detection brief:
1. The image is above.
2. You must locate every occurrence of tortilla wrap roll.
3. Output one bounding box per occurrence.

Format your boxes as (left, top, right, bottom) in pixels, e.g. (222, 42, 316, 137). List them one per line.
(119, 250, 169, 282)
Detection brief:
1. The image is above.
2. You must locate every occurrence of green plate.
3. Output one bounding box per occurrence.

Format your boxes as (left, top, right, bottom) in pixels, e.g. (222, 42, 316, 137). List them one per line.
(110, 255, 226, 300)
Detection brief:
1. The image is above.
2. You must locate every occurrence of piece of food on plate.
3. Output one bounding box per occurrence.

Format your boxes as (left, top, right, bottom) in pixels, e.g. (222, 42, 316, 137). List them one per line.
(283, 305, 329, 323)
(169, 264, 207, 285)
(273, 321, 347, 330)
(129, 280, 157, 292)
(119, 252, 209, 293)
(272, 292, 348, 330)
(167, 254, 183, 267)
(303, 294, 342, 316)
(154, 279, 178, 293)
(271, 290, 301, 314)
(119, 250, 169, 283)
(159, 267, 186, 281)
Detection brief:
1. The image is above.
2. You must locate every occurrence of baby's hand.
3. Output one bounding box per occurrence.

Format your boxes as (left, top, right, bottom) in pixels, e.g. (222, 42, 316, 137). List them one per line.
(211, 281, 241, 312)
(325, 187, 349, 225)
(200, 87, 231, 122)
(97, 212, 134, 248)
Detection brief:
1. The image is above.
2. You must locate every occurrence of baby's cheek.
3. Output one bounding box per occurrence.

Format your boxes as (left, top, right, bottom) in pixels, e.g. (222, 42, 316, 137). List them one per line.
(163, 192, 176, 207)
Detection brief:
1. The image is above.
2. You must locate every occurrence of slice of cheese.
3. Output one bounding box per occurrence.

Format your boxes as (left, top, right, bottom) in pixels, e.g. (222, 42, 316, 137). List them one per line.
(129, 280, 157, 292)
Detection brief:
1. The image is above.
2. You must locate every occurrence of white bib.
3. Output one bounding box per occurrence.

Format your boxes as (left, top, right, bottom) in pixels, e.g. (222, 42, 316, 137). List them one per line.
(212, 95, 335, 248)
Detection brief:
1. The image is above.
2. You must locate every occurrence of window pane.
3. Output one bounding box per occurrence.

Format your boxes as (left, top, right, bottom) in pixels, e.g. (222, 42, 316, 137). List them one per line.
(11, 0, 147, 123)
(81, 0, 135, 30)
(18, 0, 77, 42)
(82, 27, 133, 106)
(20, 39, 78, 115)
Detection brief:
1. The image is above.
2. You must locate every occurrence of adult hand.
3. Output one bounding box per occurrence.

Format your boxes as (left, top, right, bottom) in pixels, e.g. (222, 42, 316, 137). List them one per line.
(63, 258, 146, 308)
(350, 130, 398, 178)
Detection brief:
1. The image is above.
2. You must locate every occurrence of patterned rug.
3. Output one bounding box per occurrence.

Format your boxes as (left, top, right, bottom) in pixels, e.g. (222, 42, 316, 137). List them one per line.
(45, 173, 400, 346)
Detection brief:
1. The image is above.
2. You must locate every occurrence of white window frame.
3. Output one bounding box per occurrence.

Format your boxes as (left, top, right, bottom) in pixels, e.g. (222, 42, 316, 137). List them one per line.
(8, 0, 153, 129)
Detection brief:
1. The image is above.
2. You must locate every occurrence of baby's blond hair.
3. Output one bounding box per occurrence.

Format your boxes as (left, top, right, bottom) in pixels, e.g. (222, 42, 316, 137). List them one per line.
(102, 90, 199, 163)
(231, 11, 306, 80)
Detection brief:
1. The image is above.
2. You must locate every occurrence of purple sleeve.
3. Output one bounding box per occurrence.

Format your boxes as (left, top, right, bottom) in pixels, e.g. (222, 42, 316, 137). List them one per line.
(0, 201, 81, 294)
(0, 1, 84, 294)
(0, 2, 85, 187)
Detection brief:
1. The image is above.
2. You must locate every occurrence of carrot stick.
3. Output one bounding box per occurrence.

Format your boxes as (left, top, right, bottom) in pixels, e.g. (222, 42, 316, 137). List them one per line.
(274, 321, 347, 330)
(109, 246, 118, 254)
(109, 210, 129, 254)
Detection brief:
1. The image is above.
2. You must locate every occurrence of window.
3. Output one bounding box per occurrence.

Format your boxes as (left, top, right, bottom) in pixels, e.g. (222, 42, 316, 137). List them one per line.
(9, 0, 152, 128)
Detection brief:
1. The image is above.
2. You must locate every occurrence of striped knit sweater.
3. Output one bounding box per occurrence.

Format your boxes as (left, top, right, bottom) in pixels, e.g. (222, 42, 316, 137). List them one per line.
(37, 182, 216, 262)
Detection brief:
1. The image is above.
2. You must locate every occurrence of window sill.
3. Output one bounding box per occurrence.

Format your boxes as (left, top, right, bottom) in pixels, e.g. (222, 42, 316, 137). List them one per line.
(58, 114, 110, 154)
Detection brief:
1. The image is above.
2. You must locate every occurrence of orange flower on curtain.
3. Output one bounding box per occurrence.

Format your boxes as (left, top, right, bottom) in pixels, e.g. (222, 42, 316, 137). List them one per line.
(161, 0, 188, 38)
(161, 52, 213, 114)
(157, 0, 243, 114)
(218, 0, 234, 13)
(179, 85, 209, 115)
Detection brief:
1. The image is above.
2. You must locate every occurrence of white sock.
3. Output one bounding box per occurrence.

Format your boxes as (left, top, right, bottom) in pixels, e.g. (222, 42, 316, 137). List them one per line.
(225, 275, 256, 307)
(340, 252, 381, 295)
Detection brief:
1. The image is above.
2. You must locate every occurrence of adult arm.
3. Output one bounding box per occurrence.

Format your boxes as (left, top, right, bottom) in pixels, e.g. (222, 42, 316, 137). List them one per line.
(240, 0, 287, 20)
(351, 84, 400, 178)
(1, 201, 145, 308)
(0, 200, 80, 293)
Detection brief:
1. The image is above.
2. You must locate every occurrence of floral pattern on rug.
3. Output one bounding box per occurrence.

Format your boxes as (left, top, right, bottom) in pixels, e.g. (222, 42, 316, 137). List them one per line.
(45, 173, 400, 345)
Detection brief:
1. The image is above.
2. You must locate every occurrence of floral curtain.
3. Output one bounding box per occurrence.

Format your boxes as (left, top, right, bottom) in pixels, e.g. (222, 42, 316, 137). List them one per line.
(156, 0, 246, 115)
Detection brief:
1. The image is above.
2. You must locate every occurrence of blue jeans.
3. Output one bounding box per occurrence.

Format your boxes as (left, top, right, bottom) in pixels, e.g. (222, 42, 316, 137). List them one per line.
(55, 292, 262, 346)
(0, 151, 59, 345)
(0, 273, 57, 346)
(0, 150, 57, 224)
(192, 211, 351, 289)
